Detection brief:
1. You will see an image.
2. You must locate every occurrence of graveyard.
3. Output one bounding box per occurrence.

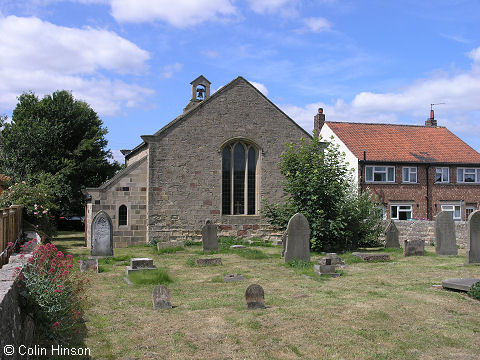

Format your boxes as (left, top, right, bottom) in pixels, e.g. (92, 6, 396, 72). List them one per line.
(54, 228, 480, 360)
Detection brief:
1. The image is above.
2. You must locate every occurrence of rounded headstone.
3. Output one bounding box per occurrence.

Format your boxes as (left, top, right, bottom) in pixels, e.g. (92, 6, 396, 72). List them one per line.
(245, 284, 265, 309)
(467, 210, 480, 264)
(435, 211, 458, 256)
(284, 213, 310, 263)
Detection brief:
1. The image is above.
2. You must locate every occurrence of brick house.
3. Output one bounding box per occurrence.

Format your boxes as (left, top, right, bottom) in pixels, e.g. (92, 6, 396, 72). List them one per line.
(85, 76, 310, 248)
(315, 108, 480, 221)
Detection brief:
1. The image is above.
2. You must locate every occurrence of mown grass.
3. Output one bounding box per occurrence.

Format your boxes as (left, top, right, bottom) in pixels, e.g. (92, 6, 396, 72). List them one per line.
(53, 232, 480, 360)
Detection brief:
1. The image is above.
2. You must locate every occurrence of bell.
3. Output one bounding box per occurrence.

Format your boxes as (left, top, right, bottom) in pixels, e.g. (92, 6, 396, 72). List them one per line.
(196, 87, 205, 99)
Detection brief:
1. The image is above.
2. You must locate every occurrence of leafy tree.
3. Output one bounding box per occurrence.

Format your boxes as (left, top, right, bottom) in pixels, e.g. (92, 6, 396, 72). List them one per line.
(263, 134, 383, 252)
(0, 91, 121, 215)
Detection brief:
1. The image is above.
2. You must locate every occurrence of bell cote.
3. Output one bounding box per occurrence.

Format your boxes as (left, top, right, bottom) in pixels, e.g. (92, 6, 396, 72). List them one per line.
(184, 75, 211, 112)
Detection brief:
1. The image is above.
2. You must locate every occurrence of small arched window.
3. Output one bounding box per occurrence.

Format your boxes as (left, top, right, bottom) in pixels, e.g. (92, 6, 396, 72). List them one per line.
(118, 205, 127, 226)
(222, 141, 258, 215)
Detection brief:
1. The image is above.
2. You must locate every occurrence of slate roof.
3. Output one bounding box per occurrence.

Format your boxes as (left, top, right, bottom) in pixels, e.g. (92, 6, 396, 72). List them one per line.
(325, 121, 480, 164)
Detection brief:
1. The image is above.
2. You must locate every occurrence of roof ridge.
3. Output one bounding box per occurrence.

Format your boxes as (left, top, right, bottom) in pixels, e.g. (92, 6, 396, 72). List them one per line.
(326, 121, 446, 128)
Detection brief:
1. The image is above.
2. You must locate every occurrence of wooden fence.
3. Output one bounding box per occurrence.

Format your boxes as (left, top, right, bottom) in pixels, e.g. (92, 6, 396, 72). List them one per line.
(0, 205, 23, 269)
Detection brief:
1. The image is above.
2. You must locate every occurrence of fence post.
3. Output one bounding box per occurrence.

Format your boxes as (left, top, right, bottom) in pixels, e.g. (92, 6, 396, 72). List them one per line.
(0, 210, 4, 268)
(2, 210, 8, 267)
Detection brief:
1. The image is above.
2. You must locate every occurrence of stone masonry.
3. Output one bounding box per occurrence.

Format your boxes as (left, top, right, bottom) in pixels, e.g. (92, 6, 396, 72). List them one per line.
(86, 77, 311, 247)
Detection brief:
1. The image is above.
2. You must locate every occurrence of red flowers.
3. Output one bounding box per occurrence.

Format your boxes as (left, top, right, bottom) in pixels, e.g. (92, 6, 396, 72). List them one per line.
(52, 321, 60, 329)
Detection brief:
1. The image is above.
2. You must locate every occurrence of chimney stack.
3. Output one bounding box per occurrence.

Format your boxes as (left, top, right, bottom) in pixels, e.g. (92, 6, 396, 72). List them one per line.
(425, 109, 437, 127)
(314, 108, 326, 135)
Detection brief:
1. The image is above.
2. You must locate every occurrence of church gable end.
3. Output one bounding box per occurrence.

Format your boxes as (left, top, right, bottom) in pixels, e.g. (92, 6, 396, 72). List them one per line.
(145, 76, 309, 244)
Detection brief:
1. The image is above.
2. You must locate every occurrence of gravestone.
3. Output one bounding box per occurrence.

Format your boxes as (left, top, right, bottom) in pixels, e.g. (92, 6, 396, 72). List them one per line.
(435, 211, 458, 256)
(202, 219, 218, 252)
(91, 211, 113, 257)
(384, 220, 400, 248)
(126, 258, 157, 275)
(317, 253, 345, 266)
(245, 284, 265, 309)
(404, 239, 425, 256)
(224, 274, 246, 282)
(314, 258, 340, 277)
(281, 230, 287, 257)
(284, 213, 310, 263)
(441, 278, 479, 292)
(195, 258, 222, 266)
(79, 258, 98, 273)
(230, 245, 246, 249)
(466, 210, 480, 264)
(352, 252, 390, 261)
(152, 285, 172, 310)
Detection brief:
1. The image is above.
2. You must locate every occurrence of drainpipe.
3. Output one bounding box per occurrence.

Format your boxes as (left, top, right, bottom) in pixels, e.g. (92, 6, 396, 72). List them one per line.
(426, 164, 430, 220)
(359, 149, 366, 194)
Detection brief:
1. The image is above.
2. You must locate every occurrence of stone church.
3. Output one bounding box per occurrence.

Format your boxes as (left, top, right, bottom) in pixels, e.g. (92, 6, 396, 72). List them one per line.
(85, 76, 311, 248)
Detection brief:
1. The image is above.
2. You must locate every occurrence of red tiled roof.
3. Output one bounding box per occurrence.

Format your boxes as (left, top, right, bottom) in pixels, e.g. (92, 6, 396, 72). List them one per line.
(325, 122, 480, 164)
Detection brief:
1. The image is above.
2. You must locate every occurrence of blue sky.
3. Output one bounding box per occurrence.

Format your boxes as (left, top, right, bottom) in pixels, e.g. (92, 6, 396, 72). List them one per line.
(1, 0, 479, 162)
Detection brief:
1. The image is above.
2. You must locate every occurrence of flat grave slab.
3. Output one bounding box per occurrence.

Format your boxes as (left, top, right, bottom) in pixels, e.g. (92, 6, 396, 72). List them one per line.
(352, 252, 390, 262)
(441, 278, 479, 292)
(224, 274, 246, 282)
(196, 258, 222, 266)
(126, 257, 157, 275)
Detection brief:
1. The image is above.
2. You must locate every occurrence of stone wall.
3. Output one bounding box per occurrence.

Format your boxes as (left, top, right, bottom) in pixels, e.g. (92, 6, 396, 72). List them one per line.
(388, 220, 468, 247)
(86, 157, 147, 248)
(146, 78, 310, 244)
(0, 253, 35, 360)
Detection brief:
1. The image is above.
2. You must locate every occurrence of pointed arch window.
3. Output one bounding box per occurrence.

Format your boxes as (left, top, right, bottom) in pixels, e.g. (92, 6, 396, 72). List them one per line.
(118, 205, 127, 226)
(222, 141, 258, 215)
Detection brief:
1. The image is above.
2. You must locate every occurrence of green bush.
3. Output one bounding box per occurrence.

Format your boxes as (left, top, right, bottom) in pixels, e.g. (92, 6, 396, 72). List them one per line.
(157, 245, 184, 254)
(263, 135, 383, 252)
(467, 281, 480, 300)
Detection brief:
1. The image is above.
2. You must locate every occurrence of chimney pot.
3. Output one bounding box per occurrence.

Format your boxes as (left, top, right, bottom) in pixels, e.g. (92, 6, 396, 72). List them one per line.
(318, 108, 323, 114)
(425, 109, 437, 127)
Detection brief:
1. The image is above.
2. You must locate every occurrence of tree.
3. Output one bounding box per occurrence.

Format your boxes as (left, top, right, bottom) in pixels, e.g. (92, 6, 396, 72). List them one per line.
(0, 90, 121, 215)
(262, 134, 383, 252)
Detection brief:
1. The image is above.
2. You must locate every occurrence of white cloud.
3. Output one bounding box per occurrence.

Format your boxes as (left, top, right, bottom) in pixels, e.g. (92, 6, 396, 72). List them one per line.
(303, 17, 331, 32)
(282, 46, 480, 141)
(161, 63, 183, 79)
(0, 15, 153, 115)
(250, 81, 268, 96)
(109, 0, 237, 27)
(110, 149, 125, 164)
(248, 0, 294, 14)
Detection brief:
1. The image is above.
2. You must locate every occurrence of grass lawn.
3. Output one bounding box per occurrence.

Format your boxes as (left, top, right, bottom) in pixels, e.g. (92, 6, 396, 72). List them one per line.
(54, 231, 480, 360)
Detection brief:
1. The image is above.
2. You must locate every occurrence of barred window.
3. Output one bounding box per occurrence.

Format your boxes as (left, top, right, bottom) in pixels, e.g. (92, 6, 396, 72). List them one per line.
(222, 141, 258, 215)
(118, 205, 127, 226)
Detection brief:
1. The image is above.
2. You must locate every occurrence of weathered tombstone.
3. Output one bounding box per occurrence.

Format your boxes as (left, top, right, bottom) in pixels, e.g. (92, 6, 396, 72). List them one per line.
(195, 258, 222, 266)
(202, 219, 218, 252)
(230, 245, 246, 249)
(245, 284, 265, 309)
(126, 257, 157, 275)
(352, 252, 390, 261)
(91, 211, 113, 257)
(157, 240, 184, 250)
(281, 230, 287, 257)
(435, 211, 458, 256)
(466, 210, 480, 264)
(152, 285, 172, 310)
(404, 239, 425, 256)
(317, 253, 345, 266)
(442, 278, 479, 292)
(385, 220, 400, 248)
(284, 213, 310, 263)
(223, 274, 246, 282)
(314, 258, 340, 277)
(79, 258, 98, 273)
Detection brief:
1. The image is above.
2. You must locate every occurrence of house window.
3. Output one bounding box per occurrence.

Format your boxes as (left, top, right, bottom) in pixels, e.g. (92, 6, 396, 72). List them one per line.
(222, 141, 258, 215)
(402, 167, 417, 183)
(441, 204, 461, 220)
(118, 205, 127, 226)
(466, 206, 477, 219)
(457, 168, 480, 183)
(365, 166, 395, 183)
(435, 167, 449, 183)
(390, 204, 412, 220)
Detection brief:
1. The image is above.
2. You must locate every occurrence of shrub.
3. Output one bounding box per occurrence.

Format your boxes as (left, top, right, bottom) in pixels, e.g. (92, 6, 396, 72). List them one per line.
(467, 281, 480, 300)
(263, 135, 383, 252)
(15, 241, 88, 343)
(0, 173, 60, 239)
